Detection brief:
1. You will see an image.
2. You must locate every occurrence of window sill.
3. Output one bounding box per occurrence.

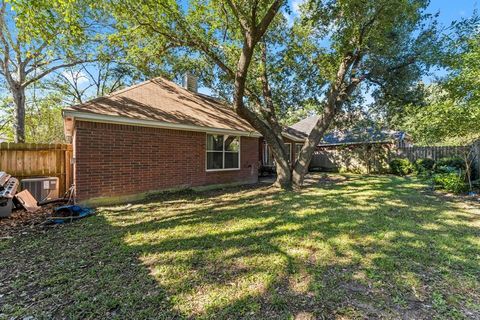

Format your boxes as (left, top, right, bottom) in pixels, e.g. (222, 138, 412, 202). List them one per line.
(206, 168, 241, 172)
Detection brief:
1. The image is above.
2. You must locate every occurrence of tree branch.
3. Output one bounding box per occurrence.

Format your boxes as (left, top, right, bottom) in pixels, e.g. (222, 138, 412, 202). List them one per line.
(259, 43, 282, 134)
(23, 59, 96, 87)
(25, 57, 62, 74)
(254, 0, 284, 41)
(0, 0, 16, 87)
(224, 0, 250, 34)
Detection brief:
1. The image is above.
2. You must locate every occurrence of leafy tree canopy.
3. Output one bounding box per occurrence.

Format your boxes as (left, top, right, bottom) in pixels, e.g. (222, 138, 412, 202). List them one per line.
(0, 0, 110, 142)
(403, 15, 480, 145)
(105, 0, 441, 187)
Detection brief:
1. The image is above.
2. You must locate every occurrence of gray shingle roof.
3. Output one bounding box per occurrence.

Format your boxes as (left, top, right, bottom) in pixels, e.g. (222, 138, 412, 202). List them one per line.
(289, 115, 321, 136)
(287, 115, 406, 145)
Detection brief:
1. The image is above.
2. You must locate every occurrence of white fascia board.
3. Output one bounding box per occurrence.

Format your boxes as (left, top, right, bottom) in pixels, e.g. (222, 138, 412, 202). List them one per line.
(63, 110, 262, 138)
(317, 140, 392, 147)
(281, 132, 306, 142)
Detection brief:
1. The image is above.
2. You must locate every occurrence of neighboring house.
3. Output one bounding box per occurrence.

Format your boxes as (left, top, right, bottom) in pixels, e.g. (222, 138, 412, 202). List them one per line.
(289, 115, 410, 147)
(282, 115, 410, 173)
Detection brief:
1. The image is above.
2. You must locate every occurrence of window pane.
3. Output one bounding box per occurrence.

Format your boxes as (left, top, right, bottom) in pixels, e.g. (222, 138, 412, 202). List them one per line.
(207, 152, 223, 169)
(224, 136, 240, 152)
(224, 152, 239, 169)
(207, 134, 223, 151)
(265, 146, 274, 166)
(295, 144, 303, 158)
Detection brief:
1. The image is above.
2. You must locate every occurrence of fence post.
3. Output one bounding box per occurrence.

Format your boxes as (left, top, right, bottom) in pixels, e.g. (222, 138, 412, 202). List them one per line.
(472, 140, 480, 180)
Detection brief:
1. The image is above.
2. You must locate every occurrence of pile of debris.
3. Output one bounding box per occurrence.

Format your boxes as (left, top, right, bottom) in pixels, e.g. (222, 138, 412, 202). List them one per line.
(0, 203, 59, 238)
(0, 171, 93, 238)
(0, 171, 19, 218)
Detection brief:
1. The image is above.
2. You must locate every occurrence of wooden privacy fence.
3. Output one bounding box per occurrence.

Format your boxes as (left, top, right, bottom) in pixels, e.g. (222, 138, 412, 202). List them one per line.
(396, 145, 470, 162)
(0, 143, 73, 195)
(397, 142, 480, 179)
(308, 140, 480, 177)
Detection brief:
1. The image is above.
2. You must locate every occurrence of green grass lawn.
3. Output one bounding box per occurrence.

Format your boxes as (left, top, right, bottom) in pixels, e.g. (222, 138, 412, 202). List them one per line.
(1, 174, 479, 319)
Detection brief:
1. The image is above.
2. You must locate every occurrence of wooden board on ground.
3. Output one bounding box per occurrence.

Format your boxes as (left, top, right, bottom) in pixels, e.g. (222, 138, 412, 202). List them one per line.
(15, 190, 40, 213)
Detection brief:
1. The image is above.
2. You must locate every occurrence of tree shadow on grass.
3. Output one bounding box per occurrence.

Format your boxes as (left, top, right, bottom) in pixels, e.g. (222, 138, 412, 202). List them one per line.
(1, 174, 479, 319)
(101, 174, 479, 319)
(0, 215, 182, 319)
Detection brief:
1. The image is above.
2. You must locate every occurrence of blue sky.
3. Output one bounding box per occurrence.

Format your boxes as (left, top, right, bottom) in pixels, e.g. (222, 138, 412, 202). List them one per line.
(426, 0, 477, 25)
(288, 0, 478, 23)
(201, 0, 479, 95)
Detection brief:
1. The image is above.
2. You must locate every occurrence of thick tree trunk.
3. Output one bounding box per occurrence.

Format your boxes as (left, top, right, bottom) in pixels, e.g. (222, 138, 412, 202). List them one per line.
(275, 163, 292, 188)
(231, 36, 293, 189)
(268, 140, 292, 189)
(291, 53, 362, 187)
(12, 86, 26, 143)
(292, 106, 336, 186)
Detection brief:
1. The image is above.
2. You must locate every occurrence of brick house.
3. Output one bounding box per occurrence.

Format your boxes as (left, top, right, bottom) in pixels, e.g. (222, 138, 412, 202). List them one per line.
(63, 76, 267, 204)
(63, 74, 406, 204)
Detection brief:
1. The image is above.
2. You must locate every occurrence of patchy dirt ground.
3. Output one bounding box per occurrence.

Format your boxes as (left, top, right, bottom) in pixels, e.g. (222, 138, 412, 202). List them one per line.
(0, 203, 65, 238)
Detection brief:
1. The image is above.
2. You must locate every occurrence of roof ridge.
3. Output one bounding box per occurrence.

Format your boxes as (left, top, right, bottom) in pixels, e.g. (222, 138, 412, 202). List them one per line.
(164, 79, 233, 110)
(62, 75, 258, 134)
(67, 77, 164, 110)
(67, 75, 232, 112)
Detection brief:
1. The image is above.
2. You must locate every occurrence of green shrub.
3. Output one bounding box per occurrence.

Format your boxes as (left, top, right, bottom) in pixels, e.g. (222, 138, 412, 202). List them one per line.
(433, 172, 467, 194)
(414, 158, 436, 175)
(435, 157, 465, 173)
(389, 158, 414, 176)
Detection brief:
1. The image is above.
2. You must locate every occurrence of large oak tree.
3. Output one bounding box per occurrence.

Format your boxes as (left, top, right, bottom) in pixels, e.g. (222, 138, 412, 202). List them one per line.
(286, 0, 439, 185)
(108, 0, 438, 189)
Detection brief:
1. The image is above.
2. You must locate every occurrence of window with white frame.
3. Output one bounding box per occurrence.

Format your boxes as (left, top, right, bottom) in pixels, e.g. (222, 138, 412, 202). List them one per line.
(285, 143, 292, 163)
(206, 134, 240, 170)
(264, 142, 293, 165)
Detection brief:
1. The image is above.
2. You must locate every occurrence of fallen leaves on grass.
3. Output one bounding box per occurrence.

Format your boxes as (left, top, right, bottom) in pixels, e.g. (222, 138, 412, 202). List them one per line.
(0, 204, 62, 238)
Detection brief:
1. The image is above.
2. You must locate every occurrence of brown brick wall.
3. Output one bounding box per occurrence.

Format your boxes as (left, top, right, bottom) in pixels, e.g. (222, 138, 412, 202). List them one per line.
(74, 121, 259, 202)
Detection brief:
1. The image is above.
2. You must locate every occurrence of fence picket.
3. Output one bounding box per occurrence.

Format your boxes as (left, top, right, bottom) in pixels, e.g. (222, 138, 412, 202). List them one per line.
(0, 143, 73, 194)
(396, 145, 469, 162)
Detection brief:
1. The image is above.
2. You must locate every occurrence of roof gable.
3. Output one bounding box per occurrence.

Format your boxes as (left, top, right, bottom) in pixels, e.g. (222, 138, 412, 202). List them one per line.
(289, 115, 321, 135)
(64, 77, 257, 134)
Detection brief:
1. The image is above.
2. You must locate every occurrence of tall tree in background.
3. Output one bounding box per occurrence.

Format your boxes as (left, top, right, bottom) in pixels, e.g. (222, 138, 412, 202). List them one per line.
(377, 14, 480, 191)
(403, 15, 480, 145)
(48, 61, 141, 105)
(0, 89, 65, 143)
(0, 0, 100, 142)
(288, 0, 439, 185)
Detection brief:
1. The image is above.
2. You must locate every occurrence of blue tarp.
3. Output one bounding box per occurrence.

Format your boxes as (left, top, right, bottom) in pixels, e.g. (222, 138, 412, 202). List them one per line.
(48, 205, 94, 224)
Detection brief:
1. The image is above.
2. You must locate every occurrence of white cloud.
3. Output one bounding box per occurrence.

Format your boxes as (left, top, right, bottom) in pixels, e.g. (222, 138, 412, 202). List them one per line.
(61, 70, 89, 86)
(292, 0, 305, 15)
